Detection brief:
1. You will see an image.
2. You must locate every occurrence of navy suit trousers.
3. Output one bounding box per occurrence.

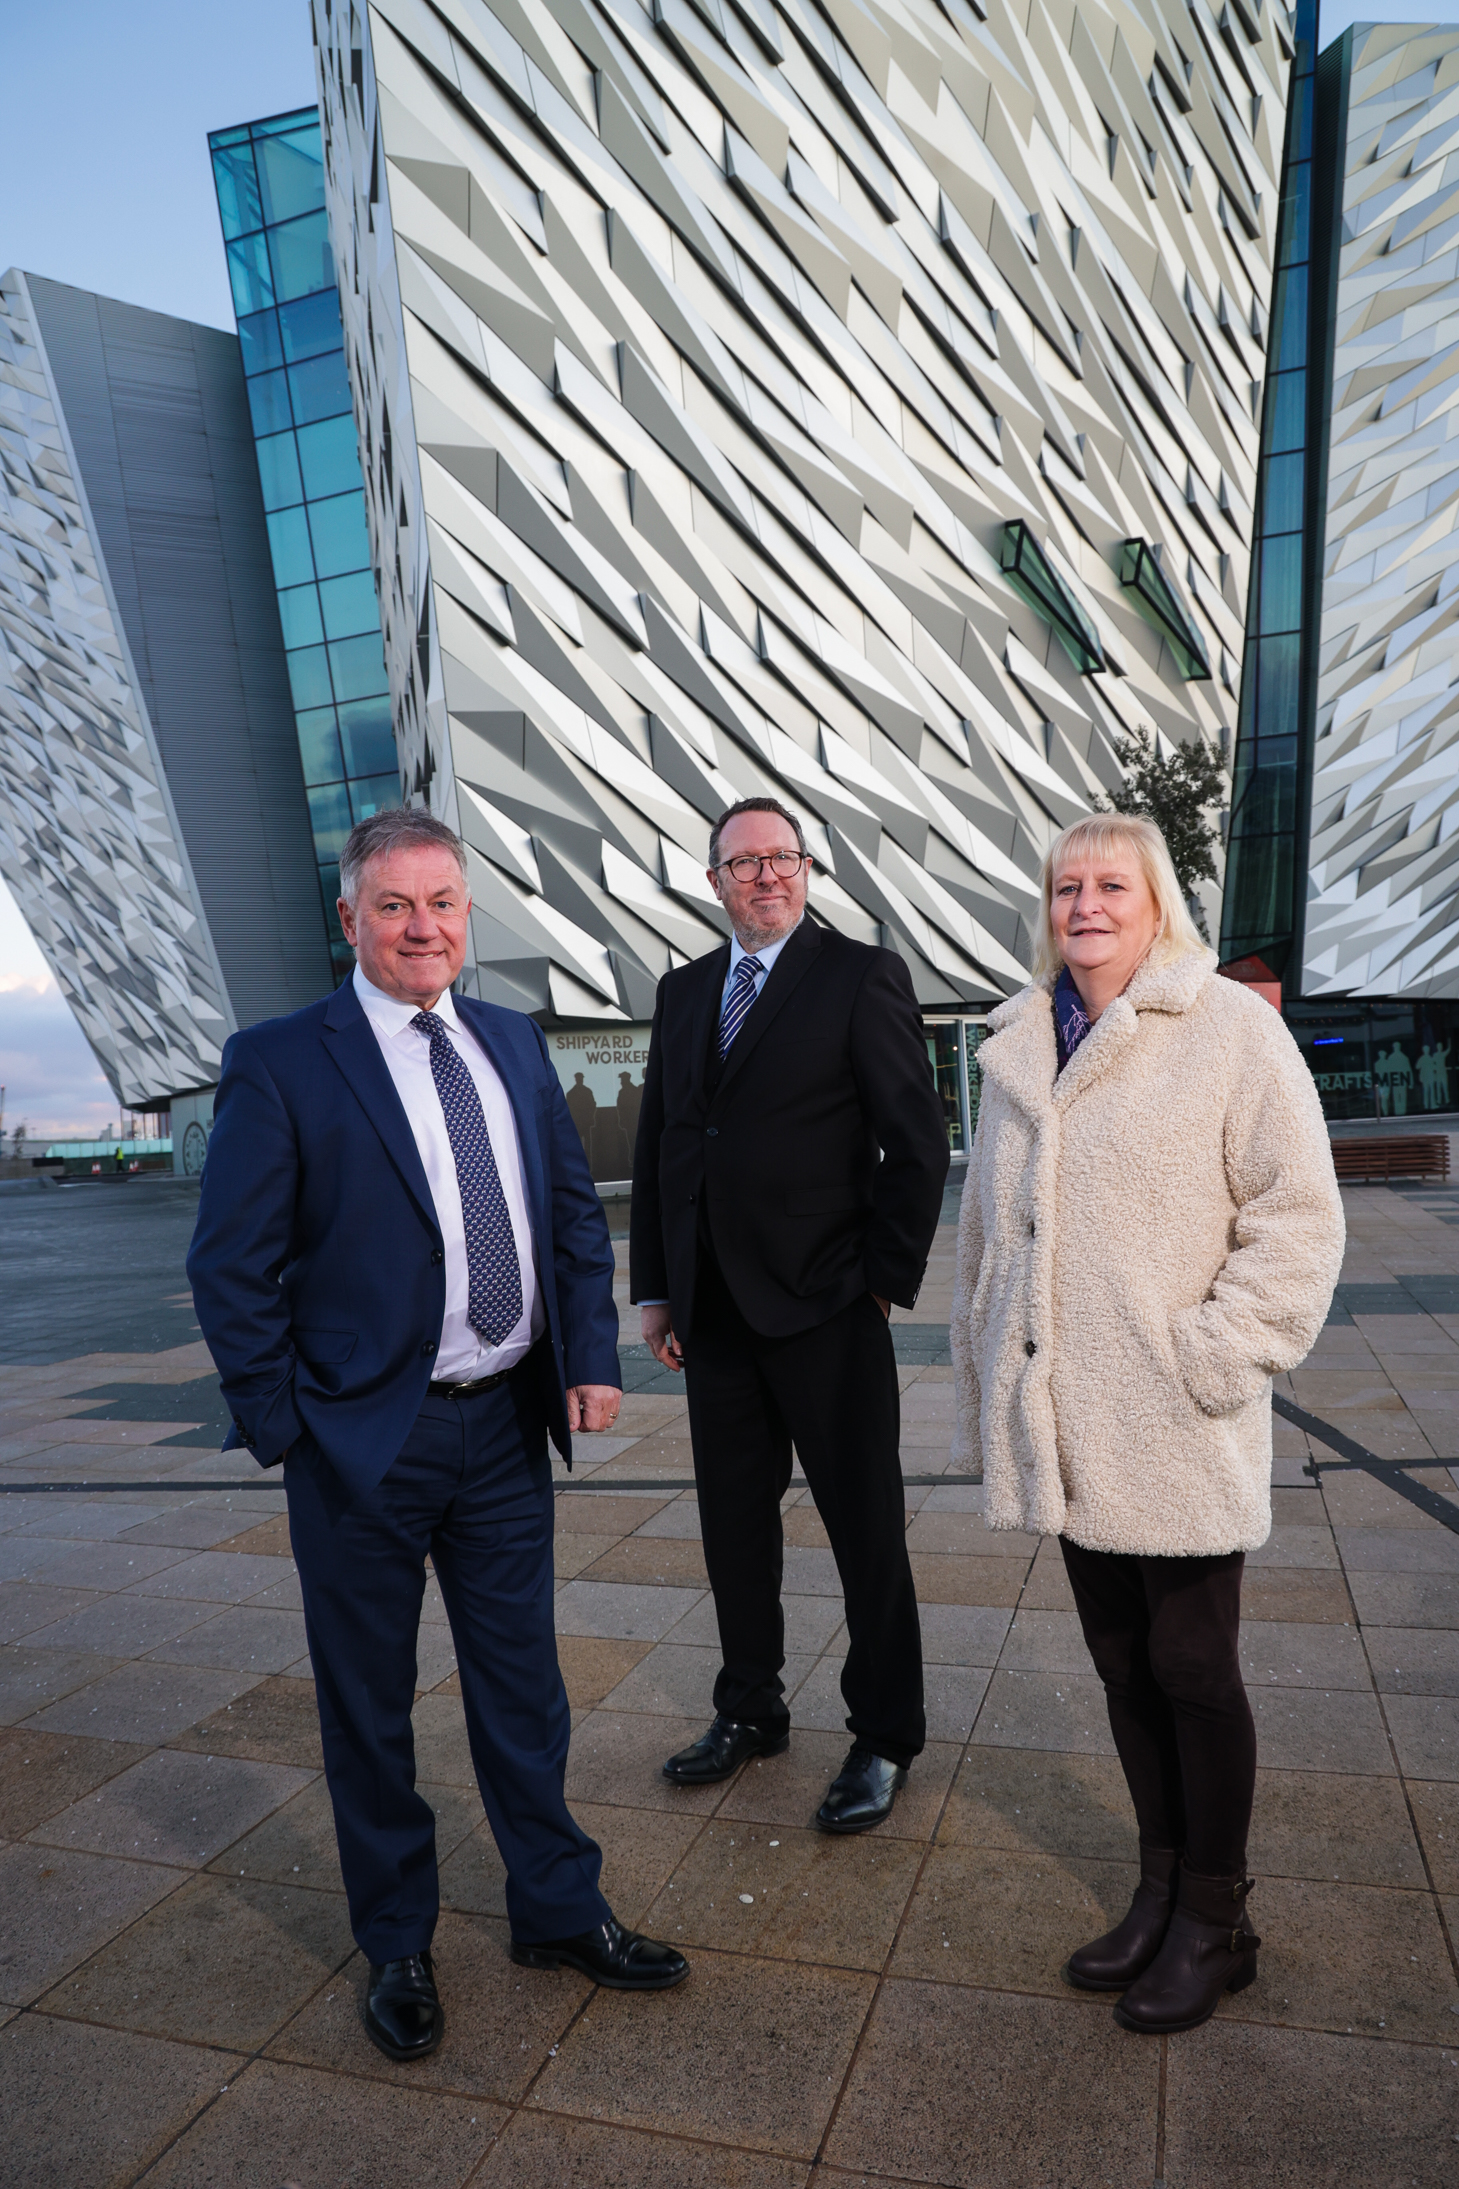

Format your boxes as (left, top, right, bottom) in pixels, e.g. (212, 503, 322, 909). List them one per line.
(285, 1359, 608, 1960)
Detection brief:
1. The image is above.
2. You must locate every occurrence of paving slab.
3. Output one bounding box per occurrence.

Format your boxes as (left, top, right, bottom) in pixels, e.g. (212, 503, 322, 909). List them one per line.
(528, 1950, 875, 2160)
(822, 1978, 1159, 2188)
(645, 1818, 922, 1971)
(141, 2056, 504, 2189)
(40, 1870, 356, 2051)
(24, 1661, 261, 1744)
(554, 1580, 706, 1640)
(0, 1643, 120, 1725)
(0, 2013, 237, 2189)
(0, 1841, 182, 2002)
(29, 1747, 315, 1865)
(1220, 1873, 1459, 2040)
(477, 2111, 810, 2187)
(1381, 1691, 1459, 1778)
(168, 1673, 324, 1768)
(1163, 2019, 1459, 2189)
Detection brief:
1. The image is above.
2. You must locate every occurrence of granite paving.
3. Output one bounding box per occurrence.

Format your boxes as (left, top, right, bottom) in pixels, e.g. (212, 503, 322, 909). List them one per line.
(0, 1182, 1457, 2184)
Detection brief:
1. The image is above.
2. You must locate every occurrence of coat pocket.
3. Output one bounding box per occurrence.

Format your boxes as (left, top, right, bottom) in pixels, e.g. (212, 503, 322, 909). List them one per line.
(293, 1328, 358, 1365)
(1169, 1306, 1268, 1419)
(785, 1188, 866, 1215)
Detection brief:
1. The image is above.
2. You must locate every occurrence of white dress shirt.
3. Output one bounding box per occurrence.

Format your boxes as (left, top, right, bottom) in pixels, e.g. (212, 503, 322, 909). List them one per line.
(354, 966, 544, 1380)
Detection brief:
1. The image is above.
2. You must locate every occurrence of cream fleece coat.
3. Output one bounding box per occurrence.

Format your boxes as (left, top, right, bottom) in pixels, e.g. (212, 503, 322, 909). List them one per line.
(951, 949, 1345, 1555)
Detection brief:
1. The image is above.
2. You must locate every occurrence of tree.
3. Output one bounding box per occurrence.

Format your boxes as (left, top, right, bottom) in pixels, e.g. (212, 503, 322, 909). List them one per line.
(1094, 728, 1226, 937)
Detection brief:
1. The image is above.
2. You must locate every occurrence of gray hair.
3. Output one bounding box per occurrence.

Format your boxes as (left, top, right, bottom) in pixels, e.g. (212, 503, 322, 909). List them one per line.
(708, 796, 808, 871)
(338, 807, 468, 906)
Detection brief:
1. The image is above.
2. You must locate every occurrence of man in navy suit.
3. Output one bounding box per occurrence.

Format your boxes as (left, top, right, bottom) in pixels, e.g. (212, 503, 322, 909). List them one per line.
(188, 808, 686, 2062)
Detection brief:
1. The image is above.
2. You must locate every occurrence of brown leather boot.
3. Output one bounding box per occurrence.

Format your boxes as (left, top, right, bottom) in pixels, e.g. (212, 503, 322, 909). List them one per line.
(1064, 1845, 1179, 1991)
(1114, 1869, 1260, 2034)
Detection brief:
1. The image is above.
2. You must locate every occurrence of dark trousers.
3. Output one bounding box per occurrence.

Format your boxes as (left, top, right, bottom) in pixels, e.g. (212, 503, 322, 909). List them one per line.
(285, 1359, 608, 1961)
(1060, 1536, 1256, 1877)
(683, 1253, 925, 1767)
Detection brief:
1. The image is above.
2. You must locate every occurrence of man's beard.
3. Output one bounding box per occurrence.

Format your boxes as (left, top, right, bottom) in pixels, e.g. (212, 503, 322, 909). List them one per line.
(732, 902, 801, 952)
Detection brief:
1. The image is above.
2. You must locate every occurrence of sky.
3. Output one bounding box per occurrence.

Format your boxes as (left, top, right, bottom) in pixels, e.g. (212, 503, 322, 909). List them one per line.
(0, 1, 316, 1138)
(0, 0, 1449, 1131)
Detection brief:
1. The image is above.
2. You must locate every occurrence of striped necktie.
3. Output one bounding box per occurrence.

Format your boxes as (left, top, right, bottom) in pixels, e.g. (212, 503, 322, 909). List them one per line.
(718, 954, 764, 1056)
(412, 1010, 523, 1345)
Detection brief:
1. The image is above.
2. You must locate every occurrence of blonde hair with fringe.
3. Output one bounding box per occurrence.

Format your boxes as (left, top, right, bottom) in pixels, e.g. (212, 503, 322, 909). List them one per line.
(1031, 812, 1205, 983)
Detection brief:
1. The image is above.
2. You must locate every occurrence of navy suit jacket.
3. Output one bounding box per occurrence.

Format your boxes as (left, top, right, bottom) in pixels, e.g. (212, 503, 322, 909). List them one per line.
(186, 979, 621, 1491)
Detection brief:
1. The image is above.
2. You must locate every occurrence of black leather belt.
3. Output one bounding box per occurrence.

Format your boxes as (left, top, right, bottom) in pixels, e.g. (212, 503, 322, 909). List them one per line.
(427, 1368, 512, 1399)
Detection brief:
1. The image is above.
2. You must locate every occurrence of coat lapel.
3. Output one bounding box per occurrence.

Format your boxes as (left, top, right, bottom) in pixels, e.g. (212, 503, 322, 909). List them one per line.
(711, 916, 823, 1103)
(321, 979, 437, 1229)
(689, 943, 731, 1100)
(976, 985, 1057, 1124)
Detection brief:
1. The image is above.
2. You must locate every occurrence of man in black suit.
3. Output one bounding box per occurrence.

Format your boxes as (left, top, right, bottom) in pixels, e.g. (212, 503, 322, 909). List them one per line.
(630, 798, 949, 1831)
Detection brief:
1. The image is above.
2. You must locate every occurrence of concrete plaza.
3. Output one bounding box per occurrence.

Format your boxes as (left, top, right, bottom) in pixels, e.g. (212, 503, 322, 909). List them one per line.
(0, 1178, 1456, 2185)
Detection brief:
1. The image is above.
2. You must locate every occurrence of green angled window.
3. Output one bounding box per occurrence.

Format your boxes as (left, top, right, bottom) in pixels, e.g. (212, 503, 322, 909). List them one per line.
(998, 520, 1105, 673)
(1117, 540, 1211, 680)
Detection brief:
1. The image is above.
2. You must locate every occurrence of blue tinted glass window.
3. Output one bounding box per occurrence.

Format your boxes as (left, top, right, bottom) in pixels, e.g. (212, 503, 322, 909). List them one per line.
(1278, 166, 1311, 269)
(296, 707, 344, 785)
(1291, 77, 1313, 160)
(289, 351, 352, 425)
(1263, 372, 1305, 455)
(307, 781, 354, 859)
(278, 288, 343, 362)
(211, 143, 262, 238)
(319, 570, 378, 640)
(350, 774, 401, 821)
(1256, 635, 1299, 734)
(267, 209, 334, 303)
(238, 307, 283, 377)
(328, 633, 390, 701)
(226, 232, 274, 316)
(254, 128, 326, 225)
(265, 506, 315, 589)
(1274, 266, 1309, 371)
(308, 491, 372, 577)
(297, 414, 361, 499)
(1260, 535, 1303, 634)
(287, 644, 334, 711)
(278, 584, 324, 648)
(338, 696, 396, 776)
(247, 368, 293, 438)
(1263, 452, 1304, 535)
(254, 431, 303, 511)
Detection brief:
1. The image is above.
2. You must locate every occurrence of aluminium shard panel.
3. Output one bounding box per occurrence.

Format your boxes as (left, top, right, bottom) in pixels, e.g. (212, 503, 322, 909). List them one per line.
(1304, 23, 1459, 999)
(312, 0, 1289, 1008)
(0, 270, 233, 1106)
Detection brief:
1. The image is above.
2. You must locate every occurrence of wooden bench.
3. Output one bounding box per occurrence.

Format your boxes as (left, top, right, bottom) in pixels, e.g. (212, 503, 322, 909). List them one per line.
(1330, 1136, 1450, 1184)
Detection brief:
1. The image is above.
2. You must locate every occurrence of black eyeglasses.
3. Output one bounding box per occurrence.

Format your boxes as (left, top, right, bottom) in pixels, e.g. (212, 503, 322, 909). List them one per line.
(715, 851, 809, 883)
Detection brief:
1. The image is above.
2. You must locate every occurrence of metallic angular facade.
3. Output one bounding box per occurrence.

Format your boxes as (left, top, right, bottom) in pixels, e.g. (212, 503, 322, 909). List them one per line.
(0, 272, 333, 1108)
(311, 0, 1290, 1015)
(1303, 23, 1459, 999)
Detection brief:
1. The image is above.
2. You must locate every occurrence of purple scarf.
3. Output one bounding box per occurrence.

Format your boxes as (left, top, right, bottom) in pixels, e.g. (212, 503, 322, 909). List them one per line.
(1053, 965, 1092, 1074)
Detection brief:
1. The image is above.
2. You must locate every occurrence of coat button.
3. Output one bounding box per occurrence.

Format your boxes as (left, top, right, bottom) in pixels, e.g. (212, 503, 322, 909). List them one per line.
(688, 1192, 696, 1204)
(421, 1340, 436, 1356)
(1028, 1220, 1035, 1236)
(1025, 1339, 1036, 1357)
(705, 1126, 718, 1137)
(430, 1249, 443, 1265)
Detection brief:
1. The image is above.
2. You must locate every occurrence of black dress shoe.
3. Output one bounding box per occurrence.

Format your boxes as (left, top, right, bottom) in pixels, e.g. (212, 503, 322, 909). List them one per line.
(364, 1951, 444, 2060)
(815, 1742, 908, 1834)
(662, 1713, 789, 1784)
(510, 1913, 689, 1990)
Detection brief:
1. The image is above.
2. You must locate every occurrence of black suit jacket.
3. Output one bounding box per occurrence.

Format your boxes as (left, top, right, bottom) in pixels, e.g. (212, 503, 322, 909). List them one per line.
(629, 917, 949, 1337)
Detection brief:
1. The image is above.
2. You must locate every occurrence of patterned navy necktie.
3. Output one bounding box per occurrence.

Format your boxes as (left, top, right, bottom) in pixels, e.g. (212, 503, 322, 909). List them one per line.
(718, 954, 764, 1056)
(412, 1010, 523, 1345)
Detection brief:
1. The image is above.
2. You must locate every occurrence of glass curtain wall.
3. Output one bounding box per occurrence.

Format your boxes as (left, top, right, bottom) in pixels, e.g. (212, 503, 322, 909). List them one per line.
(209, 107, 398, 978)
(1219, 0, 1320, 979)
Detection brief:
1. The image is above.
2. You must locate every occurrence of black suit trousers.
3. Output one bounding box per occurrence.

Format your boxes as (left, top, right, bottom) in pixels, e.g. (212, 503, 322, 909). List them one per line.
(684, 1252, 925, 1766)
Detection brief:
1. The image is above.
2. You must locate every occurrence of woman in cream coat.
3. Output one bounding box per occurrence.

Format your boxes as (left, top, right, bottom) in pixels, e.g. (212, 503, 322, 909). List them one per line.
(952, 812, 1343, 2035)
